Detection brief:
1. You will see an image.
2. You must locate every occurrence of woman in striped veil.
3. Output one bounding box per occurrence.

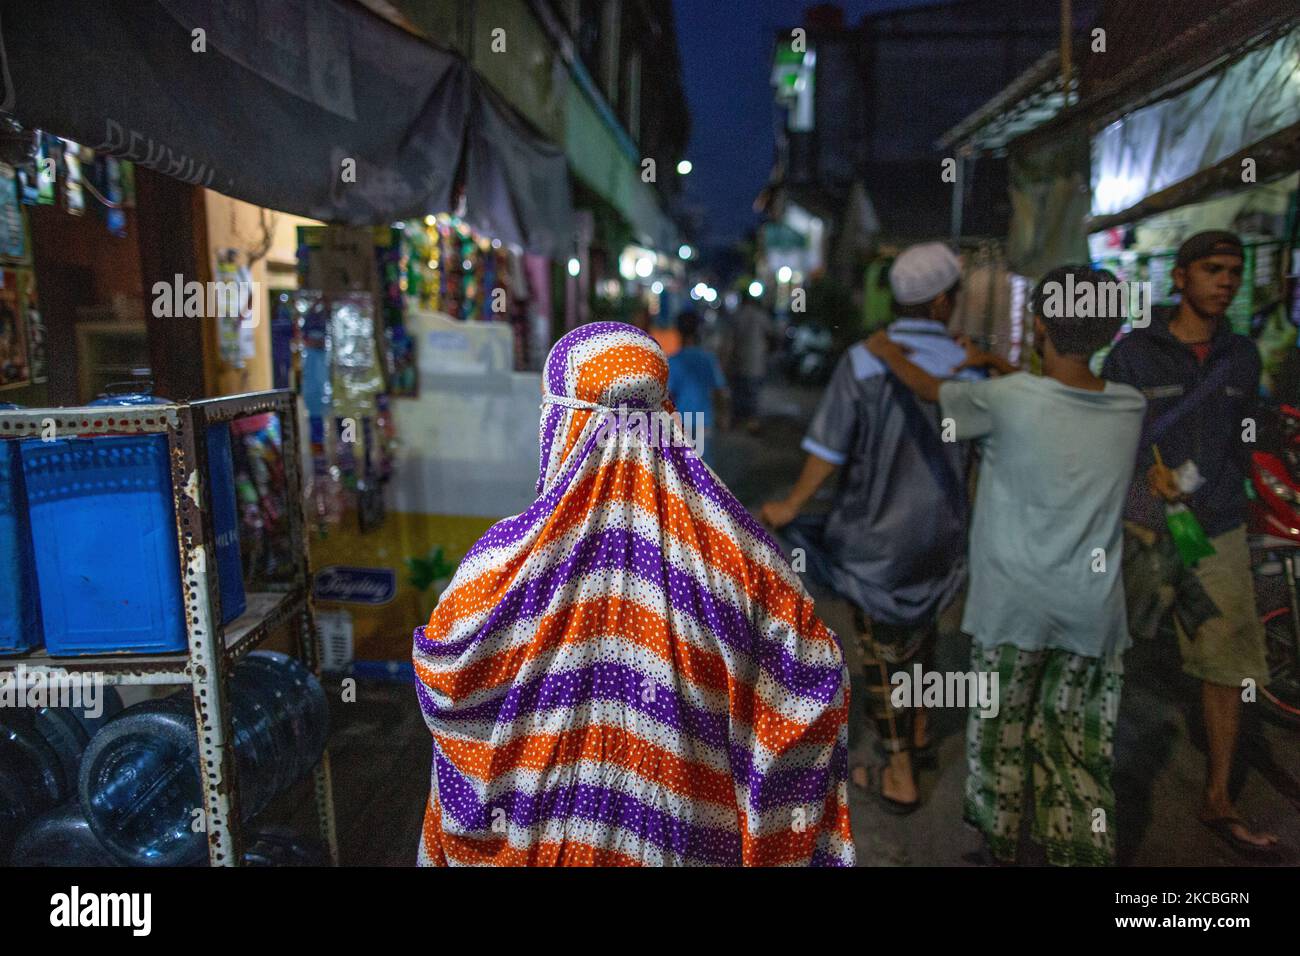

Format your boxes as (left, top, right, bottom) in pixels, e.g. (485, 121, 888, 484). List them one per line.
(413, 321, 854, 866)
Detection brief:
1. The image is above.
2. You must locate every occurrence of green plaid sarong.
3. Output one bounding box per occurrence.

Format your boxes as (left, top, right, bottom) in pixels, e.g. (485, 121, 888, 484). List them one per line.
(964, 643, 1122, 866)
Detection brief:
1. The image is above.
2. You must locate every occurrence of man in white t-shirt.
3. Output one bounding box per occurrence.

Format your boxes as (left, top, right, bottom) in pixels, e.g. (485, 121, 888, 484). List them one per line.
(867, 264, 1146, 865)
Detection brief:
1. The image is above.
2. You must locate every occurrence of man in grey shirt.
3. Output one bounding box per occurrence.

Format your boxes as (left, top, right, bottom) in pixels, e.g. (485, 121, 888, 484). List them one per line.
(762, 242, 976, 812)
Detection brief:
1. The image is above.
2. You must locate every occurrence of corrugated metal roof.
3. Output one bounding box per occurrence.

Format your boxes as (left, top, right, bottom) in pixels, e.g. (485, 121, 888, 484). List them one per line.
(938, 49, 1076, 154)
(938, 0, 1298, 159)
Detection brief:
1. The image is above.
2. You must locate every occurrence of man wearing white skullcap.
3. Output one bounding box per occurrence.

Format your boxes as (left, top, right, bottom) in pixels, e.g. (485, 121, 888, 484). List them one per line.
(889, 242, 962, 309)
(761, 241, 977, 814)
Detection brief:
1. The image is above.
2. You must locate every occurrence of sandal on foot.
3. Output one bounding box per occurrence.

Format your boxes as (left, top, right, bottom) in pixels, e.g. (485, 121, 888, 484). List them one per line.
(875, 786, 920, 816)
(1200, 816, 1284, 861)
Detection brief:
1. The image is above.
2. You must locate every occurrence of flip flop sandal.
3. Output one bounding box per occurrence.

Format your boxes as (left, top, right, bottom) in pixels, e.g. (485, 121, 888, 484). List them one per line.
(876, 787, 921, 816)
(1200, 816, 1285, 861)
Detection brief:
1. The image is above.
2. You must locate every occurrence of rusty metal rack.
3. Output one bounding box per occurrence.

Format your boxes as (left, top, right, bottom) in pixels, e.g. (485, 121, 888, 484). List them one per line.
(0, 389, 339, 867)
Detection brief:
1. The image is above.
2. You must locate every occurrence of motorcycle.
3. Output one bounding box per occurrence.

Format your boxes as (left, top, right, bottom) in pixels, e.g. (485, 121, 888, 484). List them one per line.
(1247, 402, 1300, 726)
(784, 321, 833, 386)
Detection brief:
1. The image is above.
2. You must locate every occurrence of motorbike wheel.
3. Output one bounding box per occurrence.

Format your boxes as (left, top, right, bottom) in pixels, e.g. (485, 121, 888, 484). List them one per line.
(1258, 607, 1300, 727)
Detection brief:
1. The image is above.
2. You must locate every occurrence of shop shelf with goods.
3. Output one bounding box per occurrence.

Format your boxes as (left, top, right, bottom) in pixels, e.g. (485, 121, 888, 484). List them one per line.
(0, 389, 339, 867)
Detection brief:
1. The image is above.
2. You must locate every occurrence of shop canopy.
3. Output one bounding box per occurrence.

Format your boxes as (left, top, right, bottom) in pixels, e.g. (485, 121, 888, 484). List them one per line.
(1089, 25, 1300, 227)
(564, 76, 678, 255)
(0, 0, 573, 255)
(940, 7, 1300, 272)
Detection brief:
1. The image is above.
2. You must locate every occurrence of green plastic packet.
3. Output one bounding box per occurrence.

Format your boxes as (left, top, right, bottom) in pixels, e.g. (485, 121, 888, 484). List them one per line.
(1164, 502, 1215, 567)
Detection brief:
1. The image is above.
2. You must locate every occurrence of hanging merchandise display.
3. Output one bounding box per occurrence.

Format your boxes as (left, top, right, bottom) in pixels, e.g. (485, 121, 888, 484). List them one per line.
(214, 251, 249, 370)
(0, 269, 31, 390)
(0, 124, 133, 395)
(403, 214, 531, 370)
(330, 292, 388, 533)
(58, 139, 84, 217)
(232, 412, 296, 592)
(285, 225, 403, 537)
(0, 163, 26, 261)
(378, 230, 417, 397)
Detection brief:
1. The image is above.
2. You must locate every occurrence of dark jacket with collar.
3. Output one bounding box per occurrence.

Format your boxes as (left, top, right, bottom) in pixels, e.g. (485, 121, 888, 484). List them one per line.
(1101, 306, 1260, 538)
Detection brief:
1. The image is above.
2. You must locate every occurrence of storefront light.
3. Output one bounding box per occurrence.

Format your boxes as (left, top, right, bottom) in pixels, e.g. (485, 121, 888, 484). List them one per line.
(678, 244, 693, 260)
(777, 266, 793, 283)
(635, 256, 654, 278)
(567, 257, 581, 277)
(651, 281, 664, 295)
(704, 287, 718, 303)
(677, 160, 692, 175)
(748, 281, 764, 297)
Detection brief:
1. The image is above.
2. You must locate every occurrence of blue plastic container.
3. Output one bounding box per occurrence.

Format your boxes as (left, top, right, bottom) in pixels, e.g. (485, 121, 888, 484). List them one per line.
(86, 393, 245, 625)
(0, 403, 41, 654)
(21, 435, 188, 655)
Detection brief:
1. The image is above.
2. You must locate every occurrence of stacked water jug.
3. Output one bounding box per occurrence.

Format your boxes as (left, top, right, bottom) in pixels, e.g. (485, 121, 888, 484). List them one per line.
(3, 651, 327, 866)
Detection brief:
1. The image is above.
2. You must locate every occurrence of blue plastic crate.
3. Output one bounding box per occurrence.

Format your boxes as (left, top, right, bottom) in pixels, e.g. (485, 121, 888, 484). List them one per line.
(87, 394, 246, 626)
(0, 412, 41, 654)
(20, 436, 187, 656)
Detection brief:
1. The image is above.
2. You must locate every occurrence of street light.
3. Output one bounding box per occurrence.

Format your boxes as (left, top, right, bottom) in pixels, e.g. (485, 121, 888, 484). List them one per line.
(678, 244, 693, 260)
(635, 256, 654, 278)
(677, 160, 692, 175)
(777, 266, 792, 283)
(567, 257, 581, 277)
(748, 280, 764, 298)
(651, 281, 664, 295)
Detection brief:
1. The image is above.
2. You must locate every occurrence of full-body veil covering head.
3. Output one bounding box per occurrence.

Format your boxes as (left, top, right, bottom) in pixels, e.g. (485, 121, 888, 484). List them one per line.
(413, 322, 854, 866)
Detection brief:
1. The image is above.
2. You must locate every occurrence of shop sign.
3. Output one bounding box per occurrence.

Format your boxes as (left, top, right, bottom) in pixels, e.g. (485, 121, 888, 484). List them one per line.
(313, 566, 397, 606)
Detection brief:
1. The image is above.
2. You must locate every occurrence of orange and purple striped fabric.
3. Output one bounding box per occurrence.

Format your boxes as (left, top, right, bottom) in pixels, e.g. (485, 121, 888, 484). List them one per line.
(413, 322, 854, 866)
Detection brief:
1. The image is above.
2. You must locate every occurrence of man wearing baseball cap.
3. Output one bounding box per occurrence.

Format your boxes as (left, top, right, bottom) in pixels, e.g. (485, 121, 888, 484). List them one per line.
(1103, 229, 1280, 858)
(761, 241, 979, 813)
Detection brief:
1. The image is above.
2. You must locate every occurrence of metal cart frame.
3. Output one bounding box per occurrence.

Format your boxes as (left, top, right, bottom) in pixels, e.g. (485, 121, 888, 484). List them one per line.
(0, 388, 338, 866)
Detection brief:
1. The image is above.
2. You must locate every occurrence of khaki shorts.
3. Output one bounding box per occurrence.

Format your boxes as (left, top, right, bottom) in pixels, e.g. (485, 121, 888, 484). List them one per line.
(1125, 522, 1268, 688)
(1177, 525, 1269, 688)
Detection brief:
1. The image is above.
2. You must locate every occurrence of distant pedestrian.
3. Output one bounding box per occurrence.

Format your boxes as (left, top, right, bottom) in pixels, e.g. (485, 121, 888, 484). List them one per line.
(730, 291, 775, 431)
(869, 264, 1146, 865)
(761, 241, 977, 813)
(667, 310, 729, 465)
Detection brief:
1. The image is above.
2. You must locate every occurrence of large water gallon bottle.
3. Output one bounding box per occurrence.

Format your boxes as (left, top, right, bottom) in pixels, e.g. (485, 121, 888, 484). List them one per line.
(0, 718, 65, 862)
(11, 800, 120, 866)
(77, 652, 327, 866)
(28, 688, 125, 800)
(238, 651, 329, 786)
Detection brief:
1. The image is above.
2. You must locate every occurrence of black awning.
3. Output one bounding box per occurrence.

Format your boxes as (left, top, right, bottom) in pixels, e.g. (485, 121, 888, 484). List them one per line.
(0, 0, 571, 253)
